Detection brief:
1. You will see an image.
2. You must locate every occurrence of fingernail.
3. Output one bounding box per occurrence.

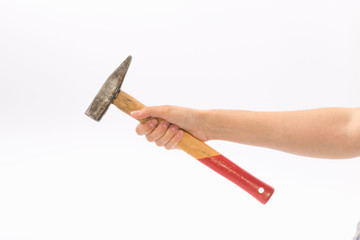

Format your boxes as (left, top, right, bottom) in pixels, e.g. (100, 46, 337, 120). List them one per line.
(170, 125, 179, 132)
(150, 119, 158, 127)
(163, 121, 170, 128)
(177, 130, 183, 138)
(130, 110, 141, 117)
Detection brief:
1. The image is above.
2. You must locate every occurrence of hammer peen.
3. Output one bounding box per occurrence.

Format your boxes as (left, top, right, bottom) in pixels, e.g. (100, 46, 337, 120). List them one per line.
(85, 56, 274, 204)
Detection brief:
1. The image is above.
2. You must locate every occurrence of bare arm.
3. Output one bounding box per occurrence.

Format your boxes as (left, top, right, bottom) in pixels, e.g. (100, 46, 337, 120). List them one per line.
(131, 106, 360, 159)
(203, 108, 360, 159)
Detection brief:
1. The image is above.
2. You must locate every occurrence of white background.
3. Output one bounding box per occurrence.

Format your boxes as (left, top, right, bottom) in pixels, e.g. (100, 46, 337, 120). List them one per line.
(1, 0, 360, 239)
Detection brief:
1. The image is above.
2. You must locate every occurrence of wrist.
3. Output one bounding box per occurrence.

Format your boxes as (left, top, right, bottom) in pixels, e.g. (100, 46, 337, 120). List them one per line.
(198, 109, 218, 141)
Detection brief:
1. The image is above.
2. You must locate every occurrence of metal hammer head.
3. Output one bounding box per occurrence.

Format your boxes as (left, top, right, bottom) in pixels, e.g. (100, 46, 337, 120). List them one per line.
(85, 55, 132, 121)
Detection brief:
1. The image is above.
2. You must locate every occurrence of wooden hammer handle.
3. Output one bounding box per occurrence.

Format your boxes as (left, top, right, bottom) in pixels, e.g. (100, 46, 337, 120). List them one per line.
(114, 90, 274, 204)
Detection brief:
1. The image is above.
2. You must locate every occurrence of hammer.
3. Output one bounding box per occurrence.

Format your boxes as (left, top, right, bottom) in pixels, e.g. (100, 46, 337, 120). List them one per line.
(85, 56, 274, 204)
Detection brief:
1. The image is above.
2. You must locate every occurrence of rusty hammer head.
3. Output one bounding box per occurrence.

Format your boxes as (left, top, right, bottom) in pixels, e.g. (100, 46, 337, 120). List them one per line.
(85, 55, 132, 121)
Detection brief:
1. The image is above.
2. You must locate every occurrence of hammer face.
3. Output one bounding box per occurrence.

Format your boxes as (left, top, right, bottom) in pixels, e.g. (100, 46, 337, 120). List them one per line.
(85, 56, 132, 121)
(85, 84, 114, 121)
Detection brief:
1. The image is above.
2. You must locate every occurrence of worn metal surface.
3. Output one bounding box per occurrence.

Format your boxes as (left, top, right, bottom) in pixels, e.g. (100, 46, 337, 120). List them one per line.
(85, 55, 132, 121)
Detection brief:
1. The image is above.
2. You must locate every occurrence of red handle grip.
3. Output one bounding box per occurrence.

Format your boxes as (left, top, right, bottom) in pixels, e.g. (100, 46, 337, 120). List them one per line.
(197, 154, 274, 204)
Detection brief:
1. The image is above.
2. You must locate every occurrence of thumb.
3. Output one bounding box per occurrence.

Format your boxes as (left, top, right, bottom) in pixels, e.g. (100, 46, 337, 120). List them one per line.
(130, 106, 169, 120)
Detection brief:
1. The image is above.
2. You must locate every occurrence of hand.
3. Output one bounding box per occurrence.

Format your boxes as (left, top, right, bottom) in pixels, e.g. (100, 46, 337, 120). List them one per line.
(130, 105, 207, 150)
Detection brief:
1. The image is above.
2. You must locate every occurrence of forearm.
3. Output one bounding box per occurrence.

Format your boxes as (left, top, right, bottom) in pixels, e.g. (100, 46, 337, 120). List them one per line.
(202, 108, 360, 159)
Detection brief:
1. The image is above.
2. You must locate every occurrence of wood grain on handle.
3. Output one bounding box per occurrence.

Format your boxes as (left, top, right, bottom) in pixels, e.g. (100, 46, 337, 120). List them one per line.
(113, 91, 274, 204)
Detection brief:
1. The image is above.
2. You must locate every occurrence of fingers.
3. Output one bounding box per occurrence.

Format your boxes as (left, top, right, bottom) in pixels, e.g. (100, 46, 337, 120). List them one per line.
(130, 106, 169, 120)
(131, 106, 184, 150)
(155, 124, 179, 146)
(135, 119, 158, 136)
(164, 130, 183, 150)
(135, 119, 183, 150)
(146, 120, 170, 142)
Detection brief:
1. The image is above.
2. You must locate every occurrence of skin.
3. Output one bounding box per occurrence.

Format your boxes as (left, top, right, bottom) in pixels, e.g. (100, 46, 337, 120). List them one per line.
(130, 106, 360, 159)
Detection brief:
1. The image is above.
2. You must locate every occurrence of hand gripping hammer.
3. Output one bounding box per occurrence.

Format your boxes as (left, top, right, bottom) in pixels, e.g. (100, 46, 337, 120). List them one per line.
(85, 56, 274, 204)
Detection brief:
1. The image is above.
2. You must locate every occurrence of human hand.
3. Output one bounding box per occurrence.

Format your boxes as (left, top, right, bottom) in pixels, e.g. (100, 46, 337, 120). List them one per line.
(130, 105, 207, 150)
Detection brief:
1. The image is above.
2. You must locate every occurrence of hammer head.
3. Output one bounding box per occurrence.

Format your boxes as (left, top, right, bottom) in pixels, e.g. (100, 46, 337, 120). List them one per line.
(85, 55, 132, 121)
